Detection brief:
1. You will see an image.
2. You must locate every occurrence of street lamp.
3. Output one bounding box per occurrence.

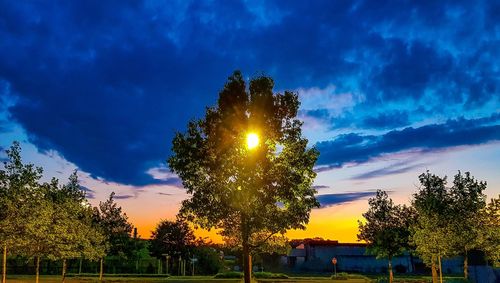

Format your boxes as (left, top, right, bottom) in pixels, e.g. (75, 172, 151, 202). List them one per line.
(246, 132, 259, 149)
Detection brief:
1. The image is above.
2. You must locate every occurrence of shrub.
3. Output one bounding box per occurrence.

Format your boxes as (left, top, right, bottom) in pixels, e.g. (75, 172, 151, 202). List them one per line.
(253, 272, 288, 279)
(330, 272, 349, 280)
(214, 271, 244, 278)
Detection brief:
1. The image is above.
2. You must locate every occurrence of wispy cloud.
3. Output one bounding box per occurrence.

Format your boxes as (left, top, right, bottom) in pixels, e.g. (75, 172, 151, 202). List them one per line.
(316, 191, 382, 208)
(316, 114, 500, 171)
(350, 161, 427, 180)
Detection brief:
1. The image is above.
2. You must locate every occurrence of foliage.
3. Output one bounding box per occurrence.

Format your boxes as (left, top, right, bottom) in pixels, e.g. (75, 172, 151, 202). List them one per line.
(169, 71, 319, 282)
(213, 271, 244, 278)
(0, 142, 106, 281)
(480, 195, 500, 266)
(253, 272, 288, 279)
(446, 171, 487, 278)
(411, 172, 454, 267)
(358, 190, 415, 259)
(150, 219, 195, 259)
(358, 190, 415, 283)
(0, 141, 44, 253)
(93, 192, 134, 258)
(192, 244, 224, 275)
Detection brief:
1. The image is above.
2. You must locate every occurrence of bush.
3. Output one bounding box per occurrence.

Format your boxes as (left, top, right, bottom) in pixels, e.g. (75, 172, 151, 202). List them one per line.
(253, 272, 288, 279)
(330, 272, 349, 280)
(214, 271, 244, 278)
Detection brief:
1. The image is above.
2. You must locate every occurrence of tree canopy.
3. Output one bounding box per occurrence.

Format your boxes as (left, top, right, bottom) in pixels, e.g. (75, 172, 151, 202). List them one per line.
(169, 71, 319, 283)
(358, 190, 415, 283)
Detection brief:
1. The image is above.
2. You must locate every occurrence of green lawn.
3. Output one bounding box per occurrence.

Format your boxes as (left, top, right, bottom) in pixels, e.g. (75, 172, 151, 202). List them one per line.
(5, 275, 371, 283)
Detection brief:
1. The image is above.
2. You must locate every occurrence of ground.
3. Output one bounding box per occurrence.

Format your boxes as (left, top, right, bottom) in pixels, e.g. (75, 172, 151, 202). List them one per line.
(4, 275, 370, 283)
(5, 275, 469, 283)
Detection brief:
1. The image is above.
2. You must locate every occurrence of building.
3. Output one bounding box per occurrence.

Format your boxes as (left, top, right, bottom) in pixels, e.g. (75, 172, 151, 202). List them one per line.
(286, 238, 463, 274)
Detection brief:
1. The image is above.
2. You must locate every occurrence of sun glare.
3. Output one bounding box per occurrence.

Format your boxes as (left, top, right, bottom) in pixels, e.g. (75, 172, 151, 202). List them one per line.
(246, 133, 259, 149)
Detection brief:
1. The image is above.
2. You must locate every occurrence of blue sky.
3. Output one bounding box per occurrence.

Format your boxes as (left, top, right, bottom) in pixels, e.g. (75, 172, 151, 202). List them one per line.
(1, 0, 499, 240)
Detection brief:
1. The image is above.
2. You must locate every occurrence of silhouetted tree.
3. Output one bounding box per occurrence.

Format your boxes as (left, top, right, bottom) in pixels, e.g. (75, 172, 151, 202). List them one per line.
(169, 71, 319, 283)
(358, 190, 415, 283)
(150, 219, 195, 260)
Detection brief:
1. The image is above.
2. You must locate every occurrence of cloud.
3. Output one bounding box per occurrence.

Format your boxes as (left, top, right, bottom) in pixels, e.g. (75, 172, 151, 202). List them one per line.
(312, 185, 330, 190)
(317, 191, 379, 208)
(316, 114, 500, 170)
(0, 1, 498, 186)
(362, 111, 410, 129)
(351, 161, 427, 181)
(113, 194, 135, 200)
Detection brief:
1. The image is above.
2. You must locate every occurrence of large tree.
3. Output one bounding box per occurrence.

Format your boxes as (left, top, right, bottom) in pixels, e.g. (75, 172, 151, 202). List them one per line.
(169, 71, 319, 283)
(358, 190, 415, 283)
(447, 171, 487, 279)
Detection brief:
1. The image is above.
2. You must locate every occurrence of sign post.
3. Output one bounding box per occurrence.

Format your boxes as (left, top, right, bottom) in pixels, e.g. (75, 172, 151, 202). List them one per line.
(331, 257, 337, 277)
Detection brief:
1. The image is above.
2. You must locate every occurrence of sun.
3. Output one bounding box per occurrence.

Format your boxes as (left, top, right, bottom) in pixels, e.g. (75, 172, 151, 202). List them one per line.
(246, 133, 259, 149)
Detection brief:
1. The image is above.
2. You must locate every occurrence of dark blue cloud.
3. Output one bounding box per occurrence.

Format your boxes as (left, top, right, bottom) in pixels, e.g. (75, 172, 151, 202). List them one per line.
(317, 191, 380, 208)
(362, 111, 410, 129)
(316, 114, 500, 169)
(0, 0, 498, 186)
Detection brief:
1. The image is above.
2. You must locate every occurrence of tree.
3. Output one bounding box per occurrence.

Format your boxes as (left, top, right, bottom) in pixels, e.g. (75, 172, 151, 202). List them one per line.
(150, 219, 195, 271)
(447, 171, 487, 279)
(411, 171, 453, 283)
(0, 142, 44, 283)
(93, 192, 133, 278)
(45, 171, 106, 283)
(358, 190, 415, 283)
(94, 192, 134, 256)
(169, 71, 319, 283)
(480, 195, 500, 267)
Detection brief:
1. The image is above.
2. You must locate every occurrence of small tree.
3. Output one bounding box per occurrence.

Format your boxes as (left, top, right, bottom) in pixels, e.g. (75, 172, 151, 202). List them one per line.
(447, 171, 487, 279)
(480, 195, 500, 267)
(169, 71, 319, 283)
(411, 171, 453, 283)
(150, 218, 195, 272)
(93, 192, 133, 277)
(0, 142, 44, 283)
(358, 190, 415, 283)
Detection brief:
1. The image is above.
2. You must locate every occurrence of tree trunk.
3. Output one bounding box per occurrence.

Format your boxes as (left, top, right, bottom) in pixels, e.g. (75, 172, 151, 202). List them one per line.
(388, 258, 393, 283)
(431, 255, 438, 283)
(438, 255, 443, 283)
(2, 245, 6, 283)
(99, 258, 103, 281)
(242, 242, 252, 283)
(79, 258, 82, 275)
(35, 256, 40, 283)
(61, 259, 66, 283)
(241, 213, 252, 283)
(464, 250, 468, 280)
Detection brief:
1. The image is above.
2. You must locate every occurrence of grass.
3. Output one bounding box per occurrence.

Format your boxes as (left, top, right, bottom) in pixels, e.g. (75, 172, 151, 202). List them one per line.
(4, 274, 468, 283)
(5, 274, 372, 283)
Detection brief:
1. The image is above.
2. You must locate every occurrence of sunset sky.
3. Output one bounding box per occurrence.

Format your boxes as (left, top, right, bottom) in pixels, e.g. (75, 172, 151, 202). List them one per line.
(1, 1, 499, 243)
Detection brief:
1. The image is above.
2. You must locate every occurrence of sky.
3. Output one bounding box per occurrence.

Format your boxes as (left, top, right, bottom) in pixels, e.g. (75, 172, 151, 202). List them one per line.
(0, 0, 499, 242)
